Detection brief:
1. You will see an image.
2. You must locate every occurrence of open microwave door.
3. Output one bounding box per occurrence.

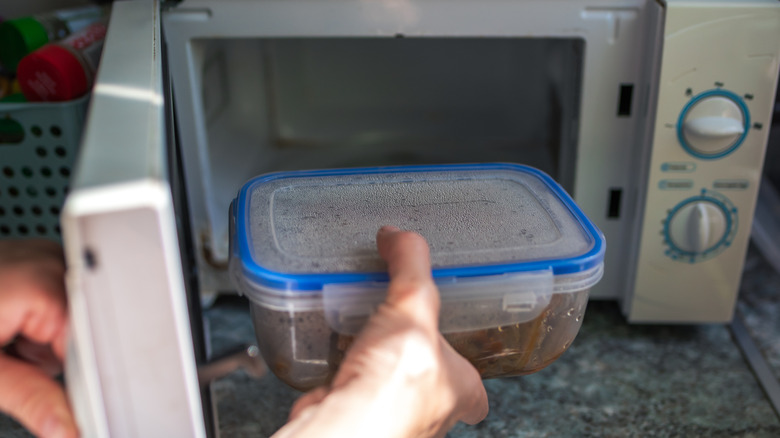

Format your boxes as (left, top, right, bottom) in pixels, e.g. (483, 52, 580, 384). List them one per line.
(61, 0, 208, 436)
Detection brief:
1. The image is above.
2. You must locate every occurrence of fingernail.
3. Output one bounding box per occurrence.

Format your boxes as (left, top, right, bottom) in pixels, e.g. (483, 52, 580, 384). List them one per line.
(378, 225, 400, 234)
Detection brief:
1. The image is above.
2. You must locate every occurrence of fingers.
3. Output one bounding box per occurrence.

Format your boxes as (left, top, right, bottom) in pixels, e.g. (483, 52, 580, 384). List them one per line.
(0, 353, 78, 438)
(5, 338, 64, 377)
(51, 325, 69, 363)
(375, 226, 440, 330)
(0, 275, 68, 358)
(458, 381, 489, 425)
(288, 387, 329, 421)
(0, 241, 68, 360)
(440, 339, 489, 425)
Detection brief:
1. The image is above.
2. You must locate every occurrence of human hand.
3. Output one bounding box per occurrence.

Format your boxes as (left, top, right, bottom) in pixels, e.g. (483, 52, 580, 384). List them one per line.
(273, 226, 489, 438)
(0, 239, 78, 438)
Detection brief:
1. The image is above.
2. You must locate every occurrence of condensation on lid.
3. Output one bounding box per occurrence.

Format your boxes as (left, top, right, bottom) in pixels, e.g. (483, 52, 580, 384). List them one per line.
(238, 163, 601, 278)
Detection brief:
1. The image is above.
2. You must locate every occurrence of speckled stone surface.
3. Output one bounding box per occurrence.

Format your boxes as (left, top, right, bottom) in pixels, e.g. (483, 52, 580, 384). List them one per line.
(737, 246, 780, 377)
(208, 252, 780, 438)
(1, 246, 778, 437)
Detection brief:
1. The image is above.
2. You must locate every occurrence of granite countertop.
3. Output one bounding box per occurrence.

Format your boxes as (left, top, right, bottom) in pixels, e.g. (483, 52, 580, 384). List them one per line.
(209, 244, 780, 438)
(1, 246, 778, 437)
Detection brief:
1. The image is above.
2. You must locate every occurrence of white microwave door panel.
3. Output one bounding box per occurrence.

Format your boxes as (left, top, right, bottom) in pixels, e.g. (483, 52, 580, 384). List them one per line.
(162, 0, 659, 300)
(62, 0, 206, 436)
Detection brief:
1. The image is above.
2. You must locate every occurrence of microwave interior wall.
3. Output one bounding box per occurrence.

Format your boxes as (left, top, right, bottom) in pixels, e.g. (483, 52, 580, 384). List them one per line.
(162, 1, 658, 302)
(188, 37, 588, 293)
(199, 37, 581, 180)
(197, 37, 583, 251)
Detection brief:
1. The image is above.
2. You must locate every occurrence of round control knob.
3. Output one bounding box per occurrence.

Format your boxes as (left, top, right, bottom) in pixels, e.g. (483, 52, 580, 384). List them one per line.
(677, 90, 750, 159)
(668, 201, 727, 254)
(663, 190, 738, 263)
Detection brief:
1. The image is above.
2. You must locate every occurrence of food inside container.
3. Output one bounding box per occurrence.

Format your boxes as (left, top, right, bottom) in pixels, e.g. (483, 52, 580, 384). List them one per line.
(229, 163, 605, 390)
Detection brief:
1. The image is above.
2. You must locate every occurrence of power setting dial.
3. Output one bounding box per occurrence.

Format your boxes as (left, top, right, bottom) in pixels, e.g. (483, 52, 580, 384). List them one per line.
(663, 190, 738, 263)
(677, 90, 750, 159)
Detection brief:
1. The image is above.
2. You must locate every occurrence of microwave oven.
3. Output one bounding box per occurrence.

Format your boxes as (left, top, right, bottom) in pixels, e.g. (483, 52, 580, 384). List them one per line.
(60, 0, 780, 436)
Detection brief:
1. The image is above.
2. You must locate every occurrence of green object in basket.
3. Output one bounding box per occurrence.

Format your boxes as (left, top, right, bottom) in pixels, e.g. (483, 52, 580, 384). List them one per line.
(0, 17, 49, 71)
(0, 93, 27, 103)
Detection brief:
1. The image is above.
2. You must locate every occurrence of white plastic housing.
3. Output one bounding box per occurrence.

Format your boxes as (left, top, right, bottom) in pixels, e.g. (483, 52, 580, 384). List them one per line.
(626, 0, 780, 322)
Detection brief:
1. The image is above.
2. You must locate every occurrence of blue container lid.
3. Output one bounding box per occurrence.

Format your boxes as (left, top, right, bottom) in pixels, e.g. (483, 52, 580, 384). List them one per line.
(231, 163, 605, 292)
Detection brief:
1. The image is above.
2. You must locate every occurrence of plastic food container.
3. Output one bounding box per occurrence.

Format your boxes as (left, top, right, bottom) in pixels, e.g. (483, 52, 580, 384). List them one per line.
(229, 163, 605, 390)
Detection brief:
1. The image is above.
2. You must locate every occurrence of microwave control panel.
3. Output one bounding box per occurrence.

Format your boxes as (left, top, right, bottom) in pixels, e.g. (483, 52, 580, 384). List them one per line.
(627, 0, 780, 323)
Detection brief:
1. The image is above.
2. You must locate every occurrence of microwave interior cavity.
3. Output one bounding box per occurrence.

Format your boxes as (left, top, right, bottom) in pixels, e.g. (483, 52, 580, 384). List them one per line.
(186, 37, 584, 277)
(198, 37, 583, 178)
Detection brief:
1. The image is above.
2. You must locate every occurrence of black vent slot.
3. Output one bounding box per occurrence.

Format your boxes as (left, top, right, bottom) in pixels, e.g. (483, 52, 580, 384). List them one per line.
(618, 84, 634, 117)
(608, 189, 622, 219)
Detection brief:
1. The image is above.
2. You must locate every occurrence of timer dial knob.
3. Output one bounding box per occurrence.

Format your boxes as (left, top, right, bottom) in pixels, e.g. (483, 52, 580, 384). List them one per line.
(678, 90, 750, 159)
(664, 191, 738, 263)
(668, 201, 727, 254)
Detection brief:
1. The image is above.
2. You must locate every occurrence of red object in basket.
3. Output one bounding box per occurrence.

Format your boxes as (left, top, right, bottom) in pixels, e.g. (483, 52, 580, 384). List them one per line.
(17, 21, 106, 102)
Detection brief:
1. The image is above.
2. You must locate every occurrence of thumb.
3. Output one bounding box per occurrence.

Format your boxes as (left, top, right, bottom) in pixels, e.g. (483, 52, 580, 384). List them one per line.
(375, 226, 440, 331)
(0, 353, 78, 438)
